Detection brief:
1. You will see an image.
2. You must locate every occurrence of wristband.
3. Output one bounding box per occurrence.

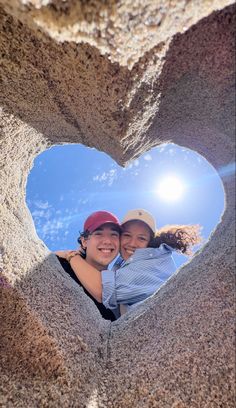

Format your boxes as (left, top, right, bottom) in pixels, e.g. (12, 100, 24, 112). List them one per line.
(67, 251, 80, 263)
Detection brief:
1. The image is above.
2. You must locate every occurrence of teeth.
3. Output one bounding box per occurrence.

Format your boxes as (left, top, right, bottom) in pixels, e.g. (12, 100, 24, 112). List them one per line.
(126, 249, 134, 255)
(99, 249, 112, 253)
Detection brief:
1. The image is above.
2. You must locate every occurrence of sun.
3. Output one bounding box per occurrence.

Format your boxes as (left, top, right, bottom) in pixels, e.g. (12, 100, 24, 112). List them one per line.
(156, 175, 185, 201)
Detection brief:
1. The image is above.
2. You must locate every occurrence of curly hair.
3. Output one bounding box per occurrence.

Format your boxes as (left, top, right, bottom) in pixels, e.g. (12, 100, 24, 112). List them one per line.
(149, 224, 203, 255)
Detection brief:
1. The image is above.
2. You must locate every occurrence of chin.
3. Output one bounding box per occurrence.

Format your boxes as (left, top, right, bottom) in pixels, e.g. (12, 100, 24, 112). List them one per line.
(121, 253, 128, 261)
(93, 259, 110, 269)
(100, 259, 112, 267)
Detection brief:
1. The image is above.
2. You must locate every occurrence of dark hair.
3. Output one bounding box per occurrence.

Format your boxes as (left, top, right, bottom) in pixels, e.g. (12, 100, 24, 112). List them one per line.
(77, 230, 91, 259)
(148, 224, 203, 255)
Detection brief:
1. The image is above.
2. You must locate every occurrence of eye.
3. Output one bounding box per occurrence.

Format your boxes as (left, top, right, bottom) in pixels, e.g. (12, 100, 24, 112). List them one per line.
(93, 231, 102, 236)
(139, 236, 148, 242)
(111, 231, 119, 237)
(122, 232, 131, 238)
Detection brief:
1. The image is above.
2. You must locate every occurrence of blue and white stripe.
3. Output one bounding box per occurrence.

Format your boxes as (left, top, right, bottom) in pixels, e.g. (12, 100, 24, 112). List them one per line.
(102, 244, 176, 311)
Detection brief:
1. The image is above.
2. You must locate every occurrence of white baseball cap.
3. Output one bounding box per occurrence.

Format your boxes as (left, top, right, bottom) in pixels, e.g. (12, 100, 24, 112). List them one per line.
(121, 209, 156, 234)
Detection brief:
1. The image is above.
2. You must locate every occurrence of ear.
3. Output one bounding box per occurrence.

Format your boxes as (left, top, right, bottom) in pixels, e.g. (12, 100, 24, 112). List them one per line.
(80, 237, 87, 249)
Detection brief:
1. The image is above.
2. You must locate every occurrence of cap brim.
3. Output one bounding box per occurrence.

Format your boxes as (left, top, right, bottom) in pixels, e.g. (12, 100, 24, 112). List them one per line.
(121, 218, 155, 234)
(90, 221, 121, 233)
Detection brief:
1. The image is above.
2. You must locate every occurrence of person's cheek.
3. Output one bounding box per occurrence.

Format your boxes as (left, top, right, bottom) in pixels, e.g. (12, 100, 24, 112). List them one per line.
(115, 238, 120, 251)
(120, 238, 124, 251)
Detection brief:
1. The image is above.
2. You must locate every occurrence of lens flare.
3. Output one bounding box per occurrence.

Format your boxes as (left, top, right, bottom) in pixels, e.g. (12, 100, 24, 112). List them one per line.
(157, 176, 185, 201)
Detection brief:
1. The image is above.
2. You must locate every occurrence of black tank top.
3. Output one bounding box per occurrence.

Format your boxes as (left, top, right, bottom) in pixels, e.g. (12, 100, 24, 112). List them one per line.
(56, 256, 116, 321)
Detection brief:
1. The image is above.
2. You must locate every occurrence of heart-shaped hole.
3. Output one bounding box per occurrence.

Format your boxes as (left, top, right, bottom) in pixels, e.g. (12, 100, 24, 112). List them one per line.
(26, 142, 225, 318)
(27, 142, 224, 260)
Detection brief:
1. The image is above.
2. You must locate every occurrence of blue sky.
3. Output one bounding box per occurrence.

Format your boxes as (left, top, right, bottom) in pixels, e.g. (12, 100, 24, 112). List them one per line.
(26, 143, 226, 267)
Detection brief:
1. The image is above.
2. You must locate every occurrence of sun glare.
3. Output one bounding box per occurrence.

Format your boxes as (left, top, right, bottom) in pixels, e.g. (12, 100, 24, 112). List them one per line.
(156, 175, 185, 202)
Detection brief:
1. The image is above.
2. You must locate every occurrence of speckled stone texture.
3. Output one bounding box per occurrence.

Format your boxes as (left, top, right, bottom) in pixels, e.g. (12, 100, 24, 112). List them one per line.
(0, 1, 235, 407)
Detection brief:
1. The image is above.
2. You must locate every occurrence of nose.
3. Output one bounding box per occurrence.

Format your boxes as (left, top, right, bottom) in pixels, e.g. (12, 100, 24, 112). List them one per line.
(101, 233, 113, 245)
(127, 236, 138, 248)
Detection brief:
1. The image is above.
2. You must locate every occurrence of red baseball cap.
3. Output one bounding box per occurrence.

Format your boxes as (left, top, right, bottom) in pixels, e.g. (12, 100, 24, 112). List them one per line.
(84, 211, 121, 233)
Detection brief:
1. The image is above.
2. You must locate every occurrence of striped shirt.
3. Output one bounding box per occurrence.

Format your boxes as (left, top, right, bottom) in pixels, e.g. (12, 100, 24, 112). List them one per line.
(102, 244, 176, 312)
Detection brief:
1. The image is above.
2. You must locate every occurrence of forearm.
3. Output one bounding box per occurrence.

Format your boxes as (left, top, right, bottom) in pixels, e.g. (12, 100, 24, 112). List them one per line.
(69, 254, 102, 302)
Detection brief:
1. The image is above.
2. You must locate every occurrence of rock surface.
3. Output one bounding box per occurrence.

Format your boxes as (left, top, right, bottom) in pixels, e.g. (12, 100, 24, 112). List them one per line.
(0, 1, 235, 406)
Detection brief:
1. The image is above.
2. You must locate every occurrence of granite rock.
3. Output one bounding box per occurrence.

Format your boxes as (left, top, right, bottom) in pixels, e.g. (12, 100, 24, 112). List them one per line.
(0, 1, 235, 406)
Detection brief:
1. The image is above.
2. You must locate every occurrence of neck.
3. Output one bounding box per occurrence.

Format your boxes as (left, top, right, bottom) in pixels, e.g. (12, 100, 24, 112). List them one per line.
(86, 258, 108, 271)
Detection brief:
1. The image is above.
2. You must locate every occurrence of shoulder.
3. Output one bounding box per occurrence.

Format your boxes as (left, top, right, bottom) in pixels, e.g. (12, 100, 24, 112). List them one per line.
(128, 245, 173, 262)
(56, 255, 81, 281)
(157, 243, 174, 254)
(56, 255, 71, 270)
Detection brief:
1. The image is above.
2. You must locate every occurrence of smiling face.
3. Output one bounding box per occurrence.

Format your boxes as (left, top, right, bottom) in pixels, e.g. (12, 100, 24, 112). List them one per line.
(120, 220, 153, 261)
(81, 223, 120, 270)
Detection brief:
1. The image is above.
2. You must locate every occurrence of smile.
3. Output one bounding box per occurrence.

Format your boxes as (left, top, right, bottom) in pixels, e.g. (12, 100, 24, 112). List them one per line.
(124, 249, 135, 255)
(98, 248, 114, 253)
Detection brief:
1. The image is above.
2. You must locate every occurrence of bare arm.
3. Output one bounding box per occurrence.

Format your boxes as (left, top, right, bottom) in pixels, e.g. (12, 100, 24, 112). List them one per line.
(55, 250, 102, 302)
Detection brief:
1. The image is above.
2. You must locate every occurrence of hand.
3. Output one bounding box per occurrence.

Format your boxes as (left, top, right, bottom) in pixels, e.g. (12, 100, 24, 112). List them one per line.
(55, 250, 73, 260)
